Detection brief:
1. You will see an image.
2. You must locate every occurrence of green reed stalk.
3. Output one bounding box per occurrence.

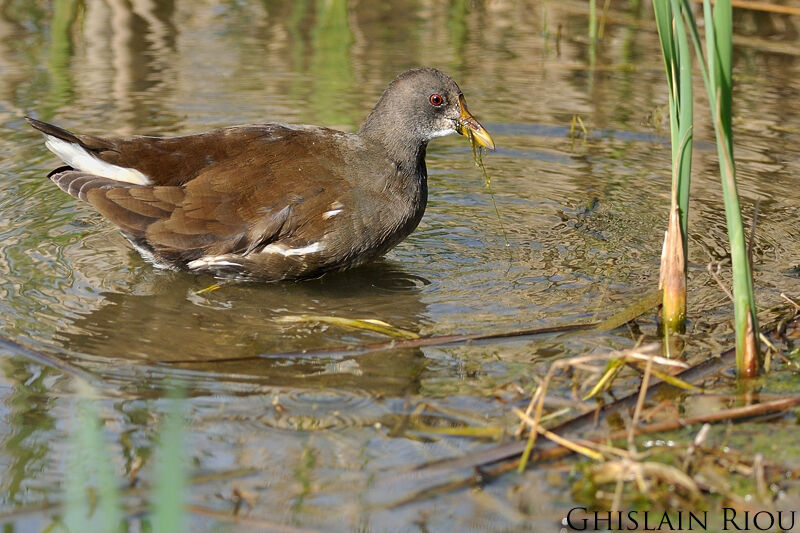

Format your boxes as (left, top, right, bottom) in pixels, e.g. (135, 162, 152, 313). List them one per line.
(677, 0, 760, 375)
(652, 0, 759, 374)
(653, 0, 693, 335)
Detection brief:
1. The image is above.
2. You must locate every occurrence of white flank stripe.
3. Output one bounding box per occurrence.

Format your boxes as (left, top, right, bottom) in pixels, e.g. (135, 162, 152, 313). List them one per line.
(261, 242, 324, 256)
(187, 256, 242, 269)
(322, 209, 342, 219)
(44, 136, 151, 185)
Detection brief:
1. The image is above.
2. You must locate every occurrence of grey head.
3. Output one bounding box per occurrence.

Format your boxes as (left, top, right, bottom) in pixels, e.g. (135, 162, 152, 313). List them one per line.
(358, 68, 494, 171)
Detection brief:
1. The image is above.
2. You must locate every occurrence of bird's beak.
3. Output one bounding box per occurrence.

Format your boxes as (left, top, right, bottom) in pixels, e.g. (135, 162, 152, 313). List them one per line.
(455, 94, 495, 150)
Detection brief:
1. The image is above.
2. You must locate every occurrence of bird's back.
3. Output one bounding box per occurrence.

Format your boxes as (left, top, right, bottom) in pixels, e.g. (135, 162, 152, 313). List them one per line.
(29, 118, 426, 280)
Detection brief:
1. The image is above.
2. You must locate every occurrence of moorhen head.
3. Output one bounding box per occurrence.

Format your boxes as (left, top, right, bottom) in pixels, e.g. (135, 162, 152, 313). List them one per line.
(27, 68, 495, 281)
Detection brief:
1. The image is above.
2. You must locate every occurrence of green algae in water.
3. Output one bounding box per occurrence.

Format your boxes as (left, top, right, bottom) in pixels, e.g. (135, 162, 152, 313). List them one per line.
(467, 129, 509, 247)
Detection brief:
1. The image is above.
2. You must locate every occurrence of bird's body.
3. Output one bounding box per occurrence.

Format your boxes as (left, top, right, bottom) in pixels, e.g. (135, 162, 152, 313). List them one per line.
(28, 68, 494, 281)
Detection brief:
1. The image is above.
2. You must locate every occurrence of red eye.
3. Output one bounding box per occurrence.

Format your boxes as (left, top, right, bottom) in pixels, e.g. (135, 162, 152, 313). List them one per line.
(429, 94, 444, 107)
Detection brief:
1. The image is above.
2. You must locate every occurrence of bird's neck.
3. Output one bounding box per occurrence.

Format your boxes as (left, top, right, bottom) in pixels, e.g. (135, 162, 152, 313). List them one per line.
(358, 111, 428, 174)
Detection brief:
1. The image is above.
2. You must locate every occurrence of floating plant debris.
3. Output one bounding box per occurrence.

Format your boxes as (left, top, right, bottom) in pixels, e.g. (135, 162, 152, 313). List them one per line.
(277, 315, 419, 339)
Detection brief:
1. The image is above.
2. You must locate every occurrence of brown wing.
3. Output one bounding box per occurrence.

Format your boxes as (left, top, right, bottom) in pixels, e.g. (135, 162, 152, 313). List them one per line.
(28, 117, 304, 186)
(47, 127, 356, 268)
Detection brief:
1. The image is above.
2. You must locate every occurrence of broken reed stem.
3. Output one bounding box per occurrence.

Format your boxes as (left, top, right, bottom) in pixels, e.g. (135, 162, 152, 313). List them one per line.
(688, 0, 800, 16)
(628, 351, 655, 454)
(516, 344, 683, 472)
(187, 505, 322, 532)
(515, 381, 543, 439)
(213, 291, 666, 366)
(165, 321, 600, 363)
(780, 293, 800, 312)
(403, 317, 797, 497)
(513, 408, 604, 461)
(681, 423, 711, 470)
(627, 396, 800, 435)
(707, 262, 734, 302)
(517, 377, 550, 472)
(516, 395, 800, 467)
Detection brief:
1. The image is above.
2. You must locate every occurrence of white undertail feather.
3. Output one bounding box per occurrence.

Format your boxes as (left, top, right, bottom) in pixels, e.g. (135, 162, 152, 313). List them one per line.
(187, 256, 242, 270)
(44, 135, 152, 185)
(187, 242, 324, 270)
(261, 242, 325, 256)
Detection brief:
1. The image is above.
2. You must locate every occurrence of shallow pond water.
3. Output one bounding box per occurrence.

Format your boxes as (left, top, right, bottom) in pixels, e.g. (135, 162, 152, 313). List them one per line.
(1, 0, 800, 531)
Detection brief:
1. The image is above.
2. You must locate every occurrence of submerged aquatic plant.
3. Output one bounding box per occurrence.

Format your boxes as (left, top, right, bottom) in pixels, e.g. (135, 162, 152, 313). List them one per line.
(277, 314, 419, 339)
(467, 128, 509, 248)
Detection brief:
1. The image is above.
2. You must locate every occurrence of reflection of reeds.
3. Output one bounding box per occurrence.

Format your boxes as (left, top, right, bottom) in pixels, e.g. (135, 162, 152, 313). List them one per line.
(62, 382, 187, 532)
(151, 388, 188, 533)
(309, 0, 355, 127)
(82, 0, 177, 132)
(64, 382, 123, 531)
(654, 0, 760, 375)
(46, 0, 79, 110)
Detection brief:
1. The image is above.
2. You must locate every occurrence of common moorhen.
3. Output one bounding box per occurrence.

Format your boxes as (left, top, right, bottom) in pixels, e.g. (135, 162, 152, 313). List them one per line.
(28, 68, 495, 281)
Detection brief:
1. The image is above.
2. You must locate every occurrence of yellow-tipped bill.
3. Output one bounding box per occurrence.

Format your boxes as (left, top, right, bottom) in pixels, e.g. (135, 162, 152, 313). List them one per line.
(456, 94, 495, 150)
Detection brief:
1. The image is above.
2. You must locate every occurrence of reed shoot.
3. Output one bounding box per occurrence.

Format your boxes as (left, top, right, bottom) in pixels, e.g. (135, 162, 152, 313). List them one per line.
(653, 0, 761, 375)
(653, 0, 693, 335)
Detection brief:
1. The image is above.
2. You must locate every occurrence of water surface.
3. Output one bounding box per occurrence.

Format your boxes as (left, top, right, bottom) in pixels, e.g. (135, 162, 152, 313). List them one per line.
(1, 1, 800, 531)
